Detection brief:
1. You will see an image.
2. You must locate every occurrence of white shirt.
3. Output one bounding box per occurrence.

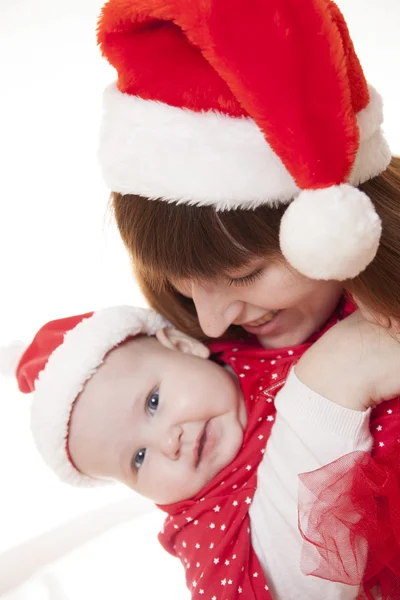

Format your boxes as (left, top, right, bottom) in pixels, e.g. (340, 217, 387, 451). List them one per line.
(249, 369, 373, 600)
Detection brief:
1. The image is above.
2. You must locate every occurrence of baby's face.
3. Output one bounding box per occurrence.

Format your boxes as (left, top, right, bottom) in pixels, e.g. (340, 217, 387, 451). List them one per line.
(68, 331, 247, 504)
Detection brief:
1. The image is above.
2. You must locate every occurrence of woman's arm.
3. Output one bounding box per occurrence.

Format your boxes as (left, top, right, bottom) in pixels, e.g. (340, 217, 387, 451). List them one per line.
(250, 368, 372, 600)
(296, 310, 400, 411)
(258, 312, 400, 597)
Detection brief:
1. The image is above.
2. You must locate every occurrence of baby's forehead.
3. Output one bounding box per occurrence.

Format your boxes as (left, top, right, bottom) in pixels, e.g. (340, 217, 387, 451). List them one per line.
(104, 334, 160, 372)
(111, 333, 160, 361)
(78, 334, 160, 410)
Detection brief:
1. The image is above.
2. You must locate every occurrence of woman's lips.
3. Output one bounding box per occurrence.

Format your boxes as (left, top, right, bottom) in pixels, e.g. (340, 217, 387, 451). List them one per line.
(242, 310, 283, 336)
(243, 310, 279, 328)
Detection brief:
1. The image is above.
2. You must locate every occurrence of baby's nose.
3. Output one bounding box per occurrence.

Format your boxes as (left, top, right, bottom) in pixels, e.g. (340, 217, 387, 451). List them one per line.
(161, 425, 183, 460)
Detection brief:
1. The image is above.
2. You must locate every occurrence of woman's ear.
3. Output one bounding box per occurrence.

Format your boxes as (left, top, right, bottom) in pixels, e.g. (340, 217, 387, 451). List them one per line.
(155, 328, 210, 359)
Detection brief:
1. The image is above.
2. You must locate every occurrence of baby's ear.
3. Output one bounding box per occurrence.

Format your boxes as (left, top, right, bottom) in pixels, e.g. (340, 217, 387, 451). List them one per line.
(155, 328, 210, 359)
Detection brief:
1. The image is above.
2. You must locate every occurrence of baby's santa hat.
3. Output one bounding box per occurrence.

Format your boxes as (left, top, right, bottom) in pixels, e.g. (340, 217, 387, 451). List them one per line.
(1, 307, 167, 487)
(97, 0, 391, 281)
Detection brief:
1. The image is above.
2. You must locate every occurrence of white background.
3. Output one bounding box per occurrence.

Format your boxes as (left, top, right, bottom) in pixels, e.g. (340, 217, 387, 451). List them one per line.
(0, 0, 399, 597)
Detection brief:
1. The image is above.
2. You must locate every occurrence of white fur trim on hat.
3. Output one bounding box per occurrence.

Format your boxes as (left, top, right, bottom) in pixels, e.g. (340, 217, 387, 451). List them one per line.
(0, 341, 27, 378)
(30, 307, 168, 487)
(99, 84, 390, 209)
(279, 185, 382, 281)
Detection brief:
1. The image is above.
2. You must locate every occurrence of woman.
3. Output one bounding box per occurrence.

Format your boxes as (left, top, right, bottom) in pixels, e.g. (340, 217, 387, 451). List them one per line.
(97, 0, 400, 596)
(97, 0, 399, 346)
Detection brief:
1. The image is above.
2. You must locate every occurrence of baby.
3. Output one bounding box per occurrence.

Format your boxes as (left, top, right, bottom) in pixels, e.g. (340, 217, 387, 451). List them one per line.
(9, 306, 400, 599)
(68, 313, 247, 505)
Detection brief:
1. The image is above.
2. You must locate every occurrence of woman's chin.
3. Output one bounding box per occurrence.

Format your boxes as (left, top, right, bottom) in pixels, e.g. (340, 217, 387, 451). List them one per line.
(256, 324, 314, 349)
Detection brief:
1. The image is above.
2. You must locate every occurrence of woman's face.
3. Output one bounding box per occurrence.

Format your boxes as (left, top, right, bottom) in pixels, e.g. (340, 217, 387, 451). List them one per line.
(173, 258, 343, 349)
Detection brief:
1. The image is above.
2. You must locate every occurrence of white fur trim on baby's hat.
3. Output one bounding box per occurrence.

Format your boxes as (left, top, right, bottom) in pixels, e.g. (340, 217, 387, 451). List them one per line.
(30, 307, 168, 488)
(0, 341, 27, 378)
(279, 185, 382, 281)
(98, 84, 390, 208)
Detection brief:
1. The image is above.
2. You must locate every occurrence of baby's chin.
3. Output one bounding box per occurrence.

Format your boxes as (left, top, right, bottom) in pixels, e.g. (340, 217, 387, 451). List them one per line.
(151, 482, 210, 506)
(156, 456, 241, 505)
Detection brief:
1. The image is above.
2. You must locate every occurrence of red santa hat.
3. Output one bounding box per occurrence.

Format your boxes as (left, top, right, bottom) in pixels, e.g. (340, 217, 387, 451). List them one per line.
(97, 0, 391, 281)
(1, 307, 168, 487)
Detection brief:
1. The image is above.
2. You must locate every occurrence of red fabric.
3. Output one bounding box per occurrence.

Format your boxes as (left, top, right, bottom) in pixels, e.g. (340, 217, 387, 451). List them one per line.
(159, 296, 400, 598)
(158, 301, 348, 599)
(98, 0, 368, 187)
(298, 399, 400, 600)
(16, 312, 94, 393)
(289, 297, 400, 599)
(97, 0, 247, 117)
(328, 1, 369, 114)
(158, 344, 296, 599)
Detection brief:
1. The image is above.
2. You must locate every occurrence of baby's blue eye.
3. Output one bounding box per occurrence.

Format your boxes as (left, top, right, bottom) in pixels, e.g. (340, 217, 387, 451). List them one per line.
(147, 391, 159, 415)
(132, 392, 159, 472)
(134, 449, 146, 469)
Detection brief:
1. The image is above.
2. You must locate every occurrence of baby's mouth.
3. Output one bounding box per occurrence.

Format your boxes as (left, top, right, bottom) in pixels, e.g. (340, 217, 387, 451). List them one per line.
(194, 421, 209, 468)
(244, 310, 279, 328)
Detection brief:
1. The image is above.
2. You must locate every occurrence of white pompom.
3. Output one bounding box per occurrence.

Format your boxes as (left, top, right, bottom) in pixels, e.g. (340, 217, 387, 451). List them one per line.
(0, 341, 26, 378)
(279, 184, 382, 281)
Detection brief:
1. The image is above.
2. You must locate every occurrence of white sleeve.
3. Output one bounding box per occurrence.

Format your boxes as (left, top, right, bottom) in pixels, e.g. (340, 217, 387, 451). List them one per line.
(249, 368, 373, 600)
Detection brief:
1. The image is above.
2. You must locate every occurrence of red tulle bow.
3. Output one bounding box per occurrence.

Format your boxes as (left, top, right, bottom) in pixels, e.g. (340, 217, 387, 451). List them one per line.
(299, 444, 400, 599)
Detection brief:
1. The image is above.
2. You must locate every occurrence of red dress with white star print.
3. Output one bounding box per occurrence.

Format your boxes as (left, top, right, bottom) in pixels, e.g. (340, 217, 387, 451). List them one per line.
(158, 299, 400, 600)
(158, 340, 295, 599)
(157, 300, 353, 599)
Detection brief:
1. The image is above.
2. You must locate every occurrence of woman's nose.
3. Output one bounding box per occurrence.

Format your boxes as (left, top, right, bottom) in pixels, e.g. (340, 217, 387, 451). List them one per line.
(191, 282, 243, 338)
(160, 424, 183, 460)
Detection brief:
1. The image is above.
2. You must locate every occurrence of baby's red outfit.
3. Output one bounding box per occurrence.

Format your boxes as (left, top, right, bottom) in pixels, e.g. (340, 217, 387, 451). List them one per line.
(158, 300, 400, 599)
(158, 336, 300, 599)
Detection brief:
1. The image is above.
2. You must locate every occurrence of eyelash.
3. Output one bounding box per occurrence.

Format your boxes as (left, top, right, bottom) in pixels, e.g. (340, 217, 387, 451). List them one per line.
(227, 268, 264, 287)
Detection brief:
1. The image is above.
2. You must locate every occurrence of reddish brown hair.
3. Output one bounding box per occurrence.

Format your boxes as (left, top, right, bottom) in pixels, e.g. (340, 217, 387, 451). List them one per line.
(112, 157, 400, 340)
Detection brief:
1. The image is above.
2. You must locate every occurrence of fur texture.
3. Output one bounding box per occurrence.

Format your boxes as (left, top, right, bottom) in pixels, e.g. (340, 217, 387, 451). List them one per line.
(25, 307, 168, 487)
(0, 341, 26, 378)
(98, 0, 370, 188)
(279, 185, 382, 280)
(97, 0, 391, 279)
(99, 84, 300, 207)
(99, 84, 390, 208)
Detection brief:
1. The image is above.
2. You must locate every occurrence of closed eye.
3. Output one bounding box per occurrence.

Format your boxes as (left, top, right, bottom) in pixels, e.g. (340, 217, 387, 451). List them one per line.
(227, 268, 264, 287)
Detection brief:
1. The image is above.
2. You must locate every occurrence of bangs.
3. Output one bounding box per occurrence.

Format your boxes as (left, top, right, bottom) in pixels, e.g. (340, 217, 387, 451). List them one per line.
(112, 194, 285, 292)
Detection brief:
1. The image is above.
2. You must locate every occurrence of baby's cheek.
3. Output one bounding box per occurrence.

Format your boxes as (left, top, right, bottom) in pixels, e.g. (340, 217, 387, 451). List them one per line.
(152, 461, 199, 504)
(170, 463, 212, 503)
(225, 417, 245, 456)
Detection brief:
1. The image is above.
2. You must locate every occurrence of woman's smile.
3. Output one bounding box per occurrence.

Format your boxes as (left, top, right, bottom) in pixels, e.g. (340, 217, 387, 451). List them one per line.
(240, 310, 280, 328)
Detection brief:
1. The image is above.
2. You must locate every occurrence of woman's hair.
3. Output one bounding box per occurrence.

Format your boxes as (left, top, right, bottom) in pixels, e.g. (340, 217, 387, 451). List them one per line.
(111, 157, 400, 340)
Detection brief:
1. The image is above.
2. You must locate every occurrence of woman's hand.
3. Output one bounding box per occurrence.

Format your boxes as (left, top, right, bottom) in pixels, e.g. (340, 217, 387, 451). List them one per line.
(295, 311, 400, 411)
